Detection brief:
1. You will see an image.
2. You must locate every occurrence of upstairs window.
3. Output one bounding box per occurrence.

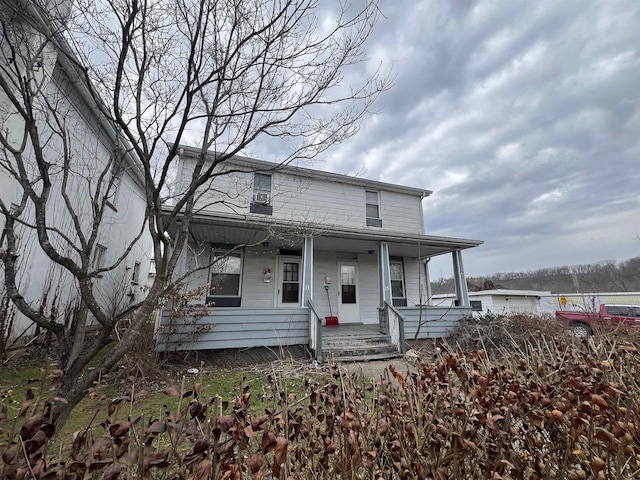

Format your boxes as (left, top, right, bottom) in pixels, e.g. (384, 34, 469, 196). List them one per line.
(365, 190, 382, 227)
(250, 173, 273, 215)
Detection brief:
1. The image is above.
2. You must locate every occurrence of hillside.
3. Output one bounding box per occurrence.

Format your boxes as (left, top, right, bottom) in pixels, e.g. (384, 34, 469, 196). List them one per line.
(431, 256, 640, 295)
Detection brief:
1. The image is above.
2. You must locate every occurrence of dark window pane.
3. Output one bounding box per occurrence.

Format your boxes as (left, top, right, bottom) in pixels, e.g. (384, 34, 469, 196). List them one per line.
(210, 274, 240, 296)
(366, 204, 379, 218)
(254, 173, 272, 190)
(283, 262, 299, 281)
(342, 284, 356, 304)
(470, 300, 482, 311)
(391, 280, 404, 298)
(281, 283, 299, 303)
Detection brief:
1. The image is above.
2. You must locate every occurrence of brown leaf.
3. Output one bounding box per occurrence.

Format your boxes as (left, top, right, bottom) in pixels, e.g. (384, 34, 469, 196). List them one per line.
(194, 459, 212, 480)
(2, 444, 18, 465)
(109, 421, 131, 438)
(272, 437, 288, 479)
(24, 430, 47, 454)
(103, 462, 122, 480)
(261, 431, 277, 454)
(193, 435, 211, 454)
(19, 414, 46, 439)
(592, 394, 609, 409)
(592, 457, 606, 473)
(217, 415, 235, 433)
(246, 453, 266, 474)
(146, 420, 166, 434)
(18, 400, 34, 417)
(251, 415, 270, 431)
(163, 386, 180, 397)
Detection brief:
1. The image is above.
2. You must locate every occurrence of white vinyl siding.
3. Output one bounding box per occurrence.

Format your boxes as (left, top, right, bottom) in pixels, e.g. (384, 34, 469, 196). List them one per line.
(403, 259, 426, 306)
(240, 247, 278, 307)
(185, 164, 424, 235)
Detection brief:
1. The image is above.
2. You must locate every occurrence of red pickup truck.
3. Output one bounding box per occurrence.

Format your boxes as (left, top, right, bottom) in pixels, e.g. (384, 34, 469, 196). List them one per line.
(555, 304, 640, 338)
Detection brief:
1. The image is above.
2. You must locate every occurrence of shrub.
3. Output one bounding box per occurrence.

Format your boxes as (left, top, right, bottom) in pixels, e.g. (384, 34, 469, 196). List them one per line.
(2, 335, 640, 479)
(448, 312, 571, 353)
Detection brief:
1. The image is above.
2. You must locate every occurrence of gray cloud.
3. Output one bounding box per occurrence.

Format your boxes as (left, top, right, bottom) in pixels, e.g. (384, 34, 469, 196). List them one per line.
(317, 0, 640, 276)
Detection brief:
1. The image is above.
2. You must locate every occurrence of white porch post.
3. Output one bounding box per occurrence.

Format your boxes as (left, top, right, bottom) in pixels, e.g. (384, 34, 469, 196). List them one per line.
(301, 236, 314, 307)
(452, 249, 470, 307)
(379, 242, 392, 306)
(423, 259, 433, 306)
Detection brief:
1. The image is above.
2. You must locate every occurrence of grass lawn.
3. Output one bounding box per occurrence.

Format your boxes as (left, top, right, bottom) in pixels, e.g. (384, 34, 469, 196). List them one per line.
(0, 356, 308, 453)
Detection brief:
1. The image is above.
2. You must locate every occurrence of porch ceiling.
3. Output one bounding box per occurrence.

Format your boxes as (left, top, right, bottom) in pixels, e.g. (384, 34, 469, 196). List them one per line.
(175, 211, 482, 260)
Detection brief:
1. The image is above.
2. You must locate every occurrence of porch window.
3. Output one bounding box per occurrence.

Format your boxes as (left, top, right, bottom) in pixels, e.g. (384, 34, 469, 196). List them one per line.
(365, 190, 382, 227)
(470, 300, 482, 311)
(250, 173, 273, 215)
(390, 258, 407, 307)
(209, 250, 243, 299)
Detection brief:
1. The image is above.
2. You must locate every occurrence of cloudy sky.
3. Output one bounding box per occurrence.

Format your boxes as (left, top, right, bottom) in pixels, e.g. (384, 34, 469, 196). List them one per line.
(304, 0, 640, 278)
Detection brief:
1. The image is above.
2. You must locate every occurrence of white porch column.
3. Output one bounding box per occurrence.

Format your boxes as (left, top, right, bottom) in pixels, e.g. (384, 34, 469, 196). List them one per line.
(379, 242, 392, 305)
(301, 236, 314, 307)
(452, 249, 470, 307)
(423, 259, 433, 306)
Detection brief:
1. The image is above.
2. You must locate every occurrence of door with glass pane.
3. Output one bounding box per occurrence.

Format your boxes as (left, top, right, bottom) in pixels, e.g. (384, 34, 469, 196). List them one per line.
(277, 257, 301, 307)
(337, 261, 360, 323)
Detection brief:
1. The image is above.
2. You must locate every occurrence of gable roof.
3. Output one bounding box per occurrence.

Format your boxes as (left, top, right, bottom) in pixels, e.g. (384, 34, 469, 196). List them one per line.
(176, 144, 432, 198)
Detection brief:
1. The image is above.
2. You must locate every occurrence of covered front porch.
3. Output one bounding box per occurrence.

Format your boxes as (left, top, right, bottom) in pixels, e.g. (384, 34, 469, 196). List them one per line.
(155, 213, 481, 357)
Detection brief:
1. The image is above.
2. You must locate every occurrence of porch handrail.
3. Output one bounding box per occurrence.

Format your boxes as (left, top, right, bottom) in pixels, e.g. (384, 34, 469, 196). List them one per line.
(307, 300, 323, 362)
(384, 301, 407, 354)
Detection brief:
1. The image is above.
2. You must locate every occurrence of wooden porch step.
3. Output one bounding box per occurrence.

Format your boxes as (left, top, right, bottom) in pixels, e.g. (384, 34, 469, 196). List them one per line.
(325, 350, 403, 363)
(322, 335, 401, 362)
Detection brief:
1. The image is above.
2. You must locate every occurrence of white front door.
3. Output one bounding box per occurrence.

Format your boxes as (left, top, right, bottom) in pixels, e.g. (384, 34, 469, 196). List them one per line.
(277, 257, 302, 307)
(338, 261, 360, 323)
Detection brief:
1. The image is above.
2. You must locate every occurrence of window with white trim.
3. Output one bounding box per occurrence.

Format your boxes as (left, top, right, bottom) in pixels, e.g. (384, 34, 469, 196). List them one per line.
(390, 257, 406, 307)
(365, 190, 382, 227)
(250, 173, 272, 215)
(209, 250, 243, 298)
(131, 261, 141, 284)
(92, 244, 107, 269)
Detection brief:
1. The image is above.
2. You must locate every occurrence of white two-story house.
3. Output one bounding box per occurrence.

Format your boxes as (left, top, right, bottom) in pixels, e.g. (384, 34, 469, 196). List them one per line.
(156, 146, 482, 359)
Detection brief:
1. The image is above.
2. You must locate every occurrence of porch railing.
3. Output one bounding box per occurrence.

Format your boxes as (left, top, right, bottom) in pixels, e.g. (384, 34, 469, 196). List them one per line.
(381, 301, 407, 354)
(308, 300, 323, 362)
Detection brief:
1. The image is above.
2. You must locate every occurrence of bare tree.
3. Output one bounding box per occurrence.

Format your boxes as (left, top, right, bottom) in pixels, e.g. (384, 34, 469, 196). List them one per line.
(0, 0, 388, 427)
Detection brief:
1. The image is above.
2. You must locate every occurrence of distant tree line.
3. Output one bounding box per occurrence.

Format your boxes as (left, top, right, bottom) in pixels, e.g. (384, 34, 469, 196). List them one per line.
(431, 256, 640, 295)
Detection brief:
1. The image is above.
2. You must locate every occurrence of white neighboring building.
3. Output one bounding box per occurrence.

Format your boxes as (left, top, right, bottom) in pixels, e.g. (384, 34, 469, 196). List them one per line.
(433, 289, 551, 316)
(0, 2, 153, 336)
(433, 290, 640, 317)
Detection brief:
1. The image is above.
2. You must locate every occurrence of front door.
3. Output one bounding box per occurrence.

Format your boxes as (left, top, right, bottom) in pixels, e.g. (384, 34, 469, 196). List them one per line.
(338, 261, 360, 323)
(277, 257, 302, 307)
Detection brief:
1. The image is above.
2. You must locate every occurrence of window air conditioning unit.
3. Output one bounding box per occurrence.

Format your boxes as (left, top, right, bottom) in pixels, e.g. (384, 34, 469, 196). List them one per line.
(254, 192, 270, 205)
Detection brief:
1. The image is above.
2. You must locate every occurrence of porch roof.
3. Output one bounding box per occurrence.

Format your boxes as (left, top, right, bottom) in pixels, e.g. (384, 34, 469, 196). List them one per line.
(173, 210, 483, 259)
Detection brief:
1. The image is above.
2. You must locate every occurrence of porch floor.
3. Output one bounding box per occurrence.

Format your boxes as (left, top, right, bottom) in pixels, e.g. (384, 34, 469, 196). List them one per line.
(321, 323, 380, 338)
